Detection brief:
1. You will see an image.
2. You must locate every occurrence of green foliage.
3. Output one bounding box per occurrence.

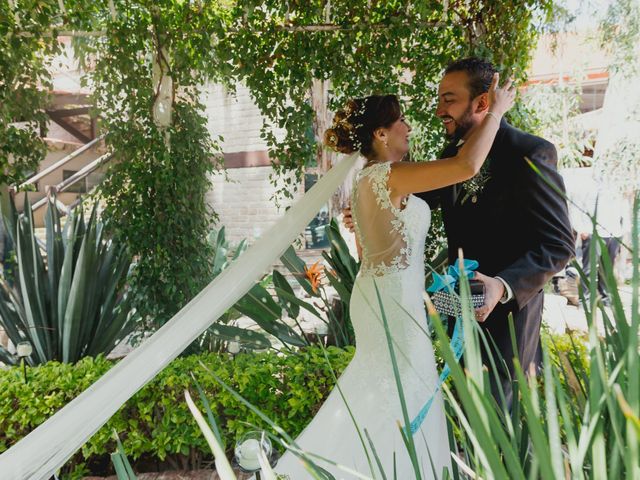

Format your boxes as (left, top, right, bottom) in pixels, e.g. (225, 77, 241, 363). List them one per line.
(523, 81, 593, 168)
(430, 195, 640, 479)
(0, 347, 354, 476)
(0, 195, 136, 365)
(600, 0, 640, 75)
(227, 219, 360, 349)
(595, 1, 640, 195)
(595, 136, 640, 195)
(213, 0, 555, 200)
(64, 2, 229, 327)
(0, 0, 61, 184)
(98, 101, 220, 328)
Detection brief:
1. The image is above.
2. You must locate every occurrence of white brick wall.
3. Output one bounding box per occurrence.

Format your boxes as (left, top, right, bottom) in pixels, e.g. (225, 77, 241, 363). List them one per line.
(201, 82, 285, 153)
(200, 81, 311, 245)
(207, 166, 303, 245)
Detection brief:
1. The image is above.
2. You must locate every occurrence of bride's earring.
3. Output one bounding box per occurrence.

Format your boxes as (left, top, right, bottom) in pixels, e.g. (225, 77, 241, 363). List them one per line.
(383, 139, 388, 148)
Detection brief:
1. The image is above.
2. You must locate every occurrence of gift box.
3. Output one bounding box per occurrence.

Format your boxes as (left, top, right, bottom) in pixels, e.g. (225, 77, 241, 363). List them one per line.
(430, 279, 485, 318)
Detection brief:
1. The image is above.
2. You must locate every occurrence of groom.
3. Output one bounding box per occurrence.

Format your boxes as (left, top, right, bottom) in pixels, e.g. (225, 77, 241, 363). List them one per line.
(345, 57, 574, 406)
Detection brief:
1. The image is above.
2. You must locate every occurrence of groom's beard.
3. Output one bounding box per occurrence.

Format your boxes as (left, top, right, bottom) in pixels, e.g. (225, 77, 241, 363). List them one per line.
(446, 104, 474, 142)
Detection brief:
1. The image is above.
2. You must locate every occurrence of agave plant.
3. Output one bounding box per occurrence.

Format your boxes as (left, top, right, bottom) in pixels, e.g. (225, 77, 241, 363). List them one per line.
(0, 194, 137, 365)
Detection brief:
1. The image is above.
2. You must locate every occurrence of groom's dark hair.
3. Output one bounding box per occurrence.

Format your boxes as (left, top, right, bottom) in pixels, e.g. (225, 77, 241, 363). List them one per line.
(445, 57, 497, 99)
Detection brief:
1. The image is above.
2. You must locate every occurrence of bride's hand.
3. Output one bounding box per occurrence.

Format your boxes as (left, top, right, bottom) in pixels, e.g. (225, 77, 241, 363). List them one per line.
(487, 73, 516, 118)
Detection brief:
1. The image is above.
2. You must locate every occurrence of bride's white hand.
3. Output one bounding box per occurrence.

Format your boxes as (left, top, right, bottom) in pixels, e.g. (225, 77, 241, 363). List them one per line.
(487, 73, 516, 118)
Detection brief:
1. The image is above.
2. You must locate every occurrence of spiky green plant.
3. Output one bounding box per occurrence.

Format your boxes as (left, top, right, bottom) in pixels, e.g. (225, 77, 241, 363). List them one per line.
(0, 194, 137, 365)
(111, 431, 137, 480)
(430, 195, 640, 479)
(228, 218, 361, 349)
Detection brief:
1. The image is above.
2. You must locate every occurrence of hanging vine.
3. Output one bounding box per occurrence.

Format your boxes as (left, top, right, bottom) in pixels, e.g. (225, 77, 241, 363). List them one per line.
(43, 0, 231, 326)
(0, 0, 61, 185)
(214, 0, 554, 199)
(2, 0, 556, 328)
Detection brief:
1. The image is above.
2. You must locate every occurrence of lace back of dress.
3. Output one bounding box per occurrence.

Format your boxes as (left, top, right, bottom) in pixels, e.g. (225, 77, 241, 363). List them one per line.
(352, 162, 410, 277)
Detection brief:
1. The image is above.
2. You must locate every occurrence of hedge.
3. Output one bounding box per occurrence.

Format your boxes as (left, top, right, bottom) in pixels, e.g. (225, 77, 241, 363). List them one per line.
(0, 346, 355, 477)
(0, 332, 590, 477)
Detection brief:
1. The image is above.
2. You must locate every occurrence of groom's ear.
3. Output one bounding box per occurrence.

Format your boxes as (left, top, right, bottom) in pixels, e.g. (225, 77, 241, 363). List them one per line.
(474, 92, 490, 113)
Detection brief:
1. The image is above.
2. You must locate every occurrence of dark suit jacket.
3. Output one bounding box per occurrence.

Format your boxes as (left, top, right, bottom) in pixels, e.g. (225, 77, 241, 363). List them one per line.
(417, 119, 574, 398)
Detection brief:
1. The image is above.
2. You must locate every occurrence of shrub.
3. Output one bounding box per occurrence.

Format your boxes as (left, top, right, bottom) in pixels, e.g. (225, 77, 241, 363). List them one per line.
(0, 346, 354, 476)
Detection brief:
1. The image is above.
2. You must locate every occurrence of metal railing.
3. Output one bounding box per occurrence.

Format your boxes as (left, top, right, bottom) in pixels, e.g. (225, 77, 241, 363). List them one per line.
(16, 134, 105, 191)
(9, 134, 114, 215)
(30, 151, 114, 213)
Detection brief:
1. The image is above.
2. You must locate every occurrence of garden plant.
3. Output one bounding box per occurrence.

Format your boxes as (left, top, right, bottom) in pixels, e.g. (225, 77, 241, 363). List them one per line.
(0, 195, 136, 365)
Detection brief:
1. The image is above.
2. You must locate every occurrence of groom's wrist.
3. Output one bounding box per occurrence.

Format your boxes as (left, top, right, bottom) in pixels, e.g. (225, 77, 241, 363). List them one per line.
(494, 276, 513, 303)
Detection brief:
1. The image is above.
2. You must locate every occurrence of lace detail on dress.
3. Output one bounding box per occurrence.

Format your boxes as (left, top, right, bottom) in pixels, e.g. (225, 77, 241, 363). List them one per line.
(352, 162, 424, 277)
(276, 161, 448, 480)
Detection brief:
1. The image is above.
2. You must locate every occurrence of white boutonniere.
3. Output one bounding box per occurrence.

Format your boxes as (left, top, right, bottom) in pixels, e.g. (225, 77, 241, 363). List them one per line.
(453, 139, 492, 204)
(459, 159, 491, 204)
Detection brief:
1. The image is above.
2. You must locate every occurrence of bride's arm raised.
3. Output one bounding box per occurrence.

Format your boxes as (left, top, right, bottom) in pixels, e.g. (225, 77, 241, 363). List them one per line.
(387, 73, 515, 197)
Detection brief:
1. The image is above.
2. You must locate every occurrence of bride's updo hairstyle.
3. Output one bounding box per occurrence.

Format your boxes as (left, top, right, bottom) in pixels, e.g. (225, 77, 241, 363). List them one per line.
(324, 95, 401, 159)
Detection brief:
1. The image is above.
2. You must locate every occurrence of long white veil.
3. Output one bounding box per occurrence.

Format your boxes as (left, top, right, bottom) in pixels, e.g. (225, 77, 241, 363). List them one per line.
(0, 153, 358, 480)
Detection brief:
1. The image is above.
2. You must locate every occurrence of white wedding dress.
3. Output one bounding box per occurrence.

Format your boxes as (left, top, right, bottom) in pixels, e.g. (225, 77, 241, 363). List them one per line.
(276, 162, 452, 479)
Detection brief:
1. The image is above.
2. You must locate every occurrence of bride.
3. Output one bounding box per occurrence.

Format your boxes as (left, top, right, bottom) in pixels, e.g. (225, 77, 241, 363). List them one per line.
(275, 74, 515, 479)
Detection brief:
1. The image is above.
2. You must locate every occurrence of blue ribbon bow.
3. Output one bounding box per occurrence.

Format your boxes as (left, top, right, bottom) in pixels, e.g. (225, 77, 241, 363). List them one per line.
(407, 258, 479, 436)
(426, 258, 479, 293)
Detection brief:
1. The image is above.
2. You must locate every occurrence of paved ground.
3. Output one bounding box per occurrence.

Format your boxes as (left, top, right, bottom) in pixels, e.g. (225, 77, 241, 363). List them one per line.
(543, 284, 635, 336)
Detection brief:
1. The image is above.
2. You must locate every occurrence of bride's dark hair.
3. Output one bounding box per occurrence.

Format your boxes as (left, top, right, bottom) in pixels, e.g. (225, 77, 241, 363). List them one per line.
(324, 95, 401, 158)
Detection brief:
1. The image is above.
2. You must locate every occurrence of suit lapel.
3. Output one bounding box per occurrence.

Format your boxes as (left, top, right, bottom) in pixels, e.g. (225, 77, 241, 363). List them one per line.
(452, 126, 507, 207)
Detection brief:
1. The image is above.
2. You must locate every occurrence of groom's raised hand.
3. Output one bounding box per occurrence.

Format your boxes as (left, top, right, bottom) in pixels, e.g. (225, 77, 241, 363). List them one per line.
(473, 271, 506, 323)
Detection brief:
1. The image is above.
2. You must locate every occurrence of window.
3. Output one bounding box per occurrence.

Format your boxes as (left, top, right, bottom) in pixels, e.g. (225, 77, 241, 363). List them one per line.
(304, 173, 330, 249)
(580, 81, 608, 113)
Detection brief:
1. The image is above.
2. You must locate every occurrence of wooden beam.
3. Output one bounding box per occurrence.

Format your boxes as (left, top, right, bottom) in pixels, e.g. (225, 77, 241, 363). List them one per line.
(45, 106, 90, 118)
(50, 92, 91, 109)
(46, 110, 92, 143)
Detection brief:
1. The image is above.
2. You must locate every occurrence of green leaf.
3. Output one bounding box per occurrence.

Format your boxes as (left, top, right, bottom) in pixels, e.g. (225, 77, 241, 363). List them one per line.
(207, 323, 271, 350)
(234, 283, 306, 347)
(16, 194, 50, 361)
(272, 270, 300, 318)
(280, 246, 316, 297)
(111, 430, 137, 480)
